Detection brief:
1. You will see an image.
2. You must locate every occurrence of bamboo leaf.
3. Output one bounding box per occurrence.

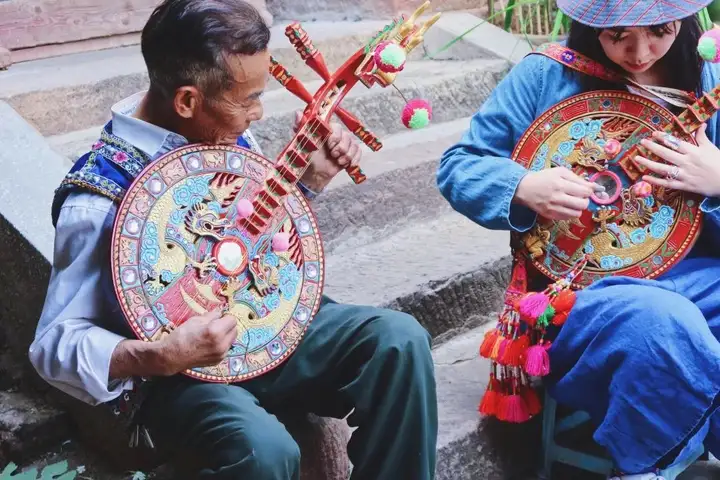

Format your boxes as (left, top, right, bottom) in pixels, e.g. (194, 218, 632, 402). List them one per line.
(550, 8, 565, 40)
(504, 0, 517, 31)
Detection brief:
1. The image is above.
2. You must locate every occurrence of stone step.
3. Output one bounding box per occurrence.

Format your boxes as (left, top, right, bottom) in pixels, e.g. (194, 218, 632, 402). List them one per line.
(324, 211, 512, 341)
(267, 0, 478, 23)
(0, 12, 484, 138)
(45, 57, 506, 164)
(0, 391, 71, 466)
(316, 116, 470, 252)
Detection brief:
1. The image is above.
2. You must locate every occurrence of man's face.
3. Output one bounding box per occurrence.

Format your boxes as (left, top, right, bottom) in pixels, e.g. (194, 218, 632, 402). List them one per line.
(184, 51, 270, 145)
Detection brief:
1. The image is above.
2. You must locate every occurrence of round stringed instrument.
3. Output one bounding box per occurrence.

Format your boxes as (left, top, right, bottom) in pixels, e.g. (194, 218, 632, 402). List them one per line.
(110, 2, 441, 383)
(511, 44, 716, 288)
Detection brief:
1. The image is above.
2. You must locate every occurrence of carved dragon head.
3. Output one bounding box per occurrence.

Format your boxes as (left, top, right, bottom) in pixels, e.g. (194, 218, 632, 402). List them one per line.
(184, 203, 230, 240)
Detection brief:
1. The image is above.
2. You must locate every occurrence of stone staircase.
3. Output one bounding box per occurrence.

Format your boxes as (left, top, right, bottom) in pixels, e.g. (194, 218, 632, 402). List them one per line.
(0, 11, 549, 480)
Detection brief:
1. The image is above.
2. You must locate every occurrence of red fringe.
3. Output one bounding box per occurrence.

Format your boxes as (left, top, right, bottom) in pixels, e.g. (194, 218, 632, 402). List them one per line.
(521, 385, 542, 416)
(499, 394, 530, 423)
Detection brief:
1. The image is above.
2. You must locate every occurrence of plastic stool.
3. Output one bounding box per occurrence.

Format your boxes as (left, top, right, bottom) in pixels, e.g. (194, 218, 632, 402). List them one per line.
(541, 391, 706, 479)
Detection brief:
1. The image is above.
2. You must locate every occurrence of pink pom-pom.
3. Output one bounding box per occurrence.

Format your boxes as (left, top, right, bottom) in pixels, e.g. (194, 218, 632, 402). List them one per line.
(272, 232, 290, 252)
(401, 99, 432, 129)
(373, 40, 407, 73)
(604, 138, 622, 157)
(236, 199, 254, 218)
(524, 342, 551, 377)
(518, 292, 550, 326)
(632, 180, 652, 198)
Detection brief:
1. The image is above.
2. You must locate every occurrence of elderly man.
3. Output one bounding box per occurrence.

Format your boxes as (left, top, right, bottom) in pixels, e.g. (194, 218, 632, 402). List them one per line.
(28, 1, 438, 479)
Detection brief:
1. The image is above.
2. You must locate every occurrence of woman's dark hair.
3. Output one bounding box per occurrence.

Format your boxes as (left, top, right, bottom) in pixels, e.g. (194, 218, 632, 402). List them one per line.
(141, 0, 271, 100)
(566, 16, 705, 99)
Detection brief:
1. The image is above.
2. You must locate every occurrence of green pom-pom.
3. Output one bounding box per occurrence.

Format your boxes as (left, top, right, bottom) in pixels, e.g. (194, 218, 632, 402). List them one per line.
(408, 109, 430, 129)
(698, 36, 718, 61)
(536, 304, 556, 328)
(379, 43, 406, 68)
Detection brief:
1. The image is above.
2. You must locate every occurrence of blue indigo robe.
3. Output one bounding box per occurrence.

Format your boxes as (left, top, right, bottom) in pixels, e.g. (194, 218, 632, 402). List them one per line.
(438, 51, 720, 474)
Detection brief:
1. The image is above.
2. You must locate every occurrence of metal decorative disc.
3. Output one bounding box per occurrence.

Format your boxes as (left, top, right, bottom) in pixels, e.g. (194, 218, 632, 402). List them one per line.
(111, 145, 324, 382)
(512, 91, 703, 287)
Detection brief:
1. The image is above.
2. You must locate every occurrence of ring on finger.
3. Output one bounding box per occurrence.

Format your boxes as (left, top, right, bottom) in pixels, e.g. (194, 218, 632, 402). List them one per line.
(661, 133, 682, 151)
(666, 165, 681, 181)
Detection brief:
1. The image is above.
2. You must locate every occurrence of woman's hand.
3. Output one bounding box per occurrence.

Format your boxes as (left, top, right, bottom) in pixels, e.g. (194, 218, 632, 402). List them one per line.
(634, 124, 720, 197)
(514, 167, 598, 220)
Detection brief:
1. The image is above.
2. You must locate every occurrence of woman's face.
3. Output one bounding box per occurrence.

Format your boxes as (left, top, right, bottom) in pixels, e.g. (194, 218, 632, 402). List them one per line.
(598, 21, 680, 76)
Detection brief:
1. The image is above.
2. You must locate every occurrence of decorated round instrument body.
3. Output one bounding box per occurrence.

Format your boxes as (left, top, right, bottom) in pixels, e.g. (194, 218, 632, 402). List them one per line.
(512, 91, 703, 288)
(111, 145, 323, 382)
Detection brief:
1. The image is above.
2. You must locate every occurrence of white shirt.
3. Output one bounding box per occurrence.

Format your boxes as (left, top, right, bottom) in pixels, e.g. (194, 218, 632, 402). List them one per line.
(28, 92, 263, 405)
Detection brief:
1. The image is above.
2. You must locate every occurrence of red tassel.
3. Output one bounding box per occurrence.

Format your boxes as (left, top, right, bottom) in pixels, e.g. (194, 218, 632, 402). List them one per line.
(551, 289, 576, 313)
(521, 385, 542, 416)
(500, 394, 530, 423)
(524, 342, 551, 377)
(503, 335, 530, 367)
(496, 338, 511, 365)
(479, 377, 501, 416)
(552, 311, 569, 326)
(479, 330, 498, 358)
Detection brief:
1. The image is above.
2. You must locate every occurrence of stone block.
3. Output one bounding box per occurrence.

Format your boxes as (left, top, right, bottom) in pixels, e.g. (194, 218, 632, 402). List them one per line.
(0, 392, 71, 466)
(423, 12, 533, 63)
(0, 102, 67, 391)
(0, 47, 10, 70)
(268, 0, 477, 22)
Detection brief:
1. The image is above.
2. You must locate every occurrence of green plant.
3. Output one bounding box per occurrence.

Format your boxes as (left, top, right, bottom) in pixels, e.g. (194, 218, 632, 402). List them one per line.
(427, 1, 716, 59)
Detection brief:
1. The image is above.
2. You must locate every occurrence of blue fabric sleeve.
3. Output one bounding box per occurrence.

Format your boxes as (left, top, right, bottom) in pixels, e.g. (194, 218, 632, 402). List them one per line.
(699, 63, 720, 228)
(437, 55, 549, 232)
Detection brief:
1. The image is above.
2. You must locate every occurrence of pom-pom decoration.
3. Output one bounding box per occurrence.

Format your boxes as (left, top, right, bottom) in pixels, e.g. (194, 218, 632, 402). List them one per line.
(272, 232, 290, 252)
(374, 41, 407, 73)
(603, 138, 622, 157)
(236, 198, 254, 218)
(698, 28, 720, 63)
(401, 99, 432, 129)
(632, 180, 653, 198)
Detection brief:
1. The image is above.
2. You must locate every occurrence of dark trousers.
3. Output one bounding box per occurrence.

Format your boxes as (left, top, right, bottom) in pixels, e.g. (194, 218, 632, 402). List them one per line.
(137, 298, 438, 479)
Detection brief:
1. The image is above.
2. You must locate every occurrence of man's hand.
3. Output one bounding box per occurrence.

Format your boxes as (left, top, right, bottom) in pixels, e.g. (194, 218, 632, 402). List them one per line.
(109, 309, 238, 379)
(157, 309, 238, 375)
(294, 111, 363, 193)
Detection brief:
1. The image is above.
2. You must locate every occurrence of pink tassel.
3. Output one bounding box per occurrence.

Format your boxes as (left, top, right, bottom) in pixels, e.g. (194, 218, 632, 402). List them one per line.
(501, 394, 530, 423)
(518, 292, 550, 326)
(524, 342, 551, 377)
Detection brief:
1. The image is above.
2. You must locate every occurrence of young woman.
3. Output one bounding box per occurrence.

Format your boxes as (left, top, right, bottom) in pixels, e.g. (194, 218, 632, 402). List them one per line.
(438, 1, 720, 479)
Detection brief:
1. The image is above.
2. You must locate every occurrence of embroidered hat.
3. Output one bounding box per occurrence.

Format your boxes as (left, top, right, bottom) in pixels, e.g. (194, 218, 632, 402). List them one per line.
(557, 0, 713, 28)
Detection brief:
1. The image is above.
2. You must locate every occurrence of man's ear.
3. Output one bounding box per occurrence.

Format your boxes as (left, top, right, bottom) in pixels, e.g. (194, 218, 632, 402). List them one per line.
(173, 86, 201, 119)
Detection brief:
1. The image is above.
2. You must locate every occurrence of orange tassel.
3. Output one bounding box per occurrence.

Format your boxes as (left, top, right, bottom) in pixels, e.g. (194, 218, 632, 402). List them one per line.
(489, 334, 504, 360)
(551, 289, 576, 313)
(479, 330, 498, 358)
